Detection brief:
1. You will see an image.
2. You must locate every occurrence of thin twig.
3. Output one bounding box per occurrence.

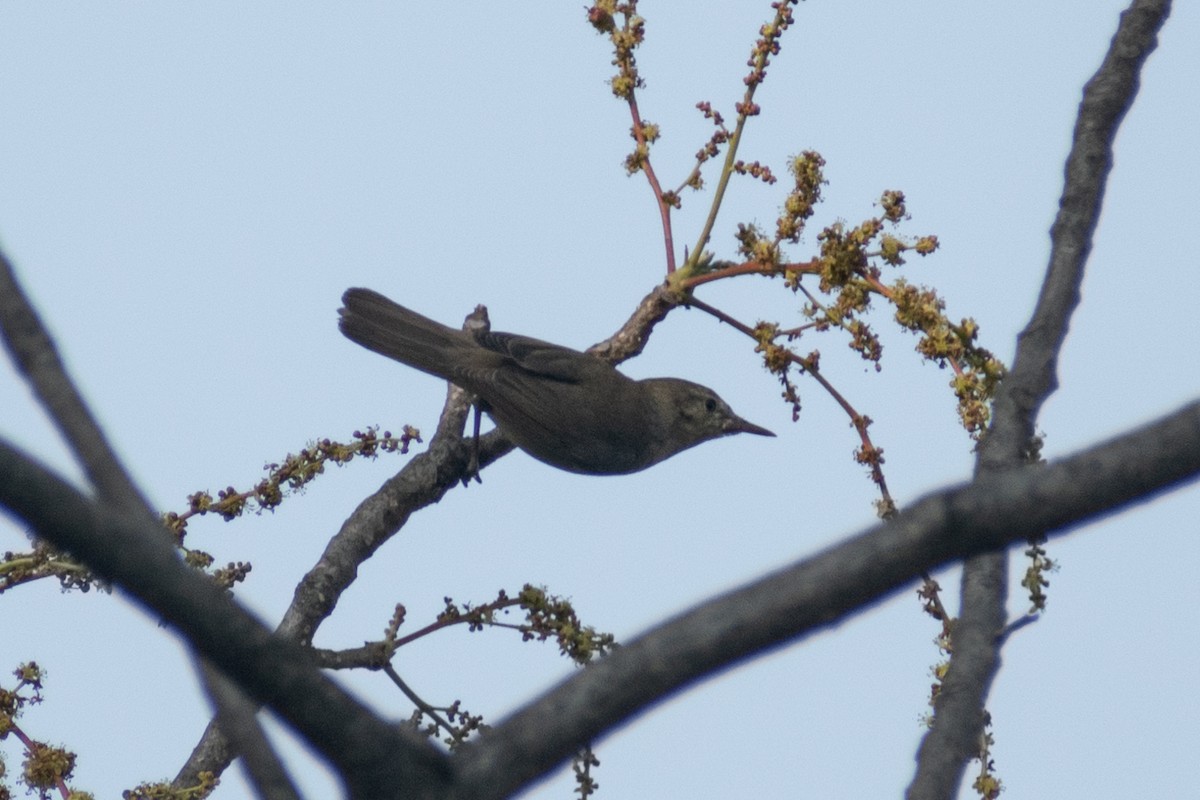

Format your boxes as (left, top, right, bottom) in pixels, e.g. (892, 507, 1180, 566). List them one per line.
(685, 294, 895, 507)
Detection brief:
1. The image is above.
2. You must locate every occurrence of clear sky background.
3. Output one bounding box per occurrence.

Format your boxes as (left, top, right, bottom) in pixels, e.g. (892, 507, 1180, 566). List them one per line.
(1, 3, 1197, 798)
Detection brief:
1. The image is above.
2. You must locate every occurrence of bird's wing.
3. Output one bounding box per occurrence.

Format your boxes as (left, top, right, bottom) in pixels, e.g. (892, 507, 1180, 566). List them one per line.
(471, 331, 598, 383)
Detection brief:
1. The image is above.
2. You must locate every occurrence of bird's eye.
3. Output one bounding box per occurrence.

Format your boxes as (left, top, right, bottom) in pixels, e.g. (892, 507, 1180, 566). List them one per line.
(705, 397, 717, 413)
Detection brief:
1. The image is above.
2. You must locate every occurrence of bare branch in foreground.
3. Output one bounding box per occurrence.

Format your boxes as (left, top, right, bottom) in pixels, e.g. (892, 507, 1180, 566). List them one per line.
(0, 437, 452, 800)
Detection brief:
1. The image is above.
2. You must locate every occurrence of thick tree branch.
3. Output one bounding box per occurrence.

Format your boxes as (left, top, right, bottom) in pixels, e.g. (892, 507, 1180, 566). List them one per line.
(0, 438, 452, 800)
(451, 399, 1200, 800)
(909, 2, 1173, 796)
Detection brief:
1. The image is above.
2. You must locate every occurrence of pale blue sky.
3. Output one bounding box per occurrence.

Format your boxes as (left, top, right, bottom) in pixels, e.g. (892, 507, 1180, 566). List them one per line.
(2, 3, 1197, 798)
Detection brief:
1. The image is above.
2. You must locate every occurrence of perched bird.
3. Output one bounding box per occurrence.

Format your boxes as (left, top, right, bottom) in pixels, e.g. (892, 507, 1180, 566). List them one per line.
(338, 288, 773, 475)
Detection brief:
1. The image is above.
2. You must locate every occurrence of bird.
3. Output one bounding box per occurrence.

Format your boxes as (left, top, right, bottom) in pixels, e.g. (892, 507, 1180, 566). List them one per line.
(338, 288, 774, 475)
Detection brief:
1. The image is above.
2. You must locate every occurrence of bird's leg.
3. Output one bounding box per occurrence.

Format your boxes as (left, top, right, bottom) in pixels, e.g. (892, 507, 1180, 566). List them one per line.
(463, 402, 484, 485)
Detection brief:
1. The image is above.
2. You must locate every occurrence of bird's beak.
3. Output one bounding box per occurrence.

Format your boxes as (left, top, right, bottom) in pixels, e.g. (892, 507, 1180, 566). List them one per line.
(725, 415, 775, 437)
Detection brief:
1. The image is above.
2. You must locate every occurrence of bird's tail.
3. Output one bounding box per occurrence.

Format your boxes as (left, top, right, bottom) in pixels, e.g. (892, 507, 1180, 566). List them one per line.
(338, 288, 471, 380)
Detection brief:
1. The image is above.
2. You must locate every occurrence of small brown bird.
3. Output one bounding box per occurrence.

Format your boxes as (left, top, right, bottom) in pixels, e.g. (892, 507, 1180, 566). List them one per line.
(338, 288, 773, 475)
